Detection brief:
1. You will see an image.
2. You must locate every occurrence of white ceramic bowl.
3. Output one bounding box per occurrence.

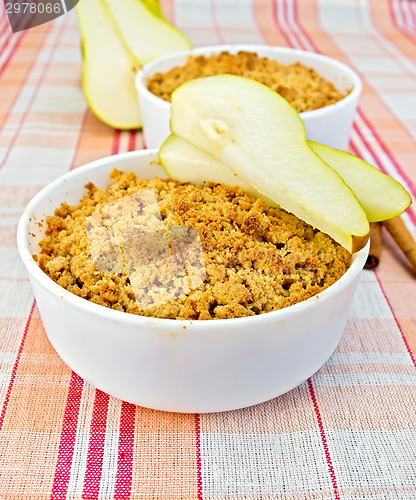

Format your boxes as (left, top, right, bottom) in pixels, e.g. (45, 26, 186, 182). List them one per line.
(136, 45, 362, 151)
(17, 150, 368, 413)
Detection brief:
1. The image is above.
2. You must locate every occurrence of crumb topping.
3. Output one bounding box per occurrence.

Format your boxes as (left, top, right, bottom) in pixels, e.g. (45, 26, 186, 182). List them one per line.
(36, 169, 351, 320)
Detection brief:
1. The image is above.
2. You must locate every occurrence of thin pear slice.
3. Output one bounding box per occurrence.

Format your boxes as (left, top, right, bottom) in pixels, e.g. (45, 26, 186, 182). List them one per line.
(141, 0, 164, 18)
(170, 75, 369, 253)
(159, 134, 278, 206)
(104, 0, 191, 65)
(161, 133, 412, 224)
(76, 0, 141, 129)
(308, 141, 412, 222)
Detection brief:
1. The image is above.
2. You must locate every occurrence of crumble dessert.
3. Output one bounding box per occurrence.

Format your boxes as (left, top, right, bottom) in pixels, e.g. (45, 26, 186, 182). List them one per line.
(147, 51, 347, 113)
(36, 169, 351, 320)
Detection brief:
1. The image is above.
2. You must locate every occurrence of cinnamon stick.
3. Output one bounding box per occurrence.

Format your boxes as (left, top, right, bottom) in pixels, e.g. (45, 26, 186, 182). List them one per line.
(383, 216, 416, 272)
(365, 222, 383, 269)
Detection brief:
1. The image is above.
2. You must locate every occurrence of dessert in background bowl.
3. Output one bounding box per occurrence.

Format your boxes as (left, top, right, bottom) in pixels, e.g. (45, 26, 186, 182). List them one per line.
(17, 150, 369, 413)
(135, 45, 362, 150)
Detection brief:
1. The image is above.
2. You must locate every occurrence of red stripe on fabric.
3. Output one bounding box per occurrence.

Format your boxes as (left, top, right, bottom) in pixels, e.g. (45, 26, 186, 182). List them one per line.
(349, 140, 361, 156)
(0, 32, 25, 75)
(374, 271, 416, 369)
(410, 0, 416, 26)
(400, 0, 416, 39)
(355, 2, 414, 78)
(288, 0, 315, 51)
(50, 371, 84, 499)
(0, 300, 35, 431)
(407, 1, 416, 27)
(350, 123, 416, 227)
(195, 414, 203, 500)
(209, 0, 225, 44)
(282, 0, 416, 389)
(280, 0, 291, 43)
(287, 0, 416, 228)
(0, 0, 25, 85)
(113, 401, 136, 499)
(128, 130, 136, 152)
(287, 6, 339, 497)
(0, 27, 50, 133)
(0, 6, 41, 75)
(272, 0, 293, 47)
(282, 0, 306, 50)
(81, 390, 110, 499)
(388, 0, 400, 33)
(289, 0, 413, 182)
(401, 0, 412, 25)
(285, 0, 298, 45)
(389, 0, 416, 42)
(68, 109, 90, 172)
(160, 0, 174, 23)
(398, 0, 408, 27)
(0, 15, 69, 170)
(0, 17, 7, 31)
(111, 129, 121, 156)
(350, 121, 389, 179)
(290, 0, 317, 50)
(307, 379, 340, 500)
(0, 20, 14, 55)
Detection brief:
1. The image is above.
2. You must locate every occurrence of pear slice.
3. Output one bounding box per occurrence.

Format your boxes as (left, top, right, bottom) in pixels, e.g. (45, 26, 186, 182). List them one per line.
(160, 133, 412, 225)
(75, 0, 141, 129)
(170, 75, 370, 253)
(104, 0, 191, 65)
(308, 141, 412, 222)
(141, 0, 163, 18)
(159, 134, 278, 206)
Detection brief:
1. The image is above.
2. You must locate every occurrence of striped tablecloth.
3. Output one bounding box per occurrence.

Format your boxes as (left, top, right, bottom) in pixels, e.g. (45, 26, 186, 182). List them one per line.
(1, 0, 416, 498)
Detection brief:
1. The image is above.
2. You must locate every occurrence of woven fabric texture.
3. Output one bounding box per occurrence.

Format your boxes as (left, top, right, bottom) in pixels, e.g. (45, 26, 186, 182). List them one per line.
(0, 0, 416, 498)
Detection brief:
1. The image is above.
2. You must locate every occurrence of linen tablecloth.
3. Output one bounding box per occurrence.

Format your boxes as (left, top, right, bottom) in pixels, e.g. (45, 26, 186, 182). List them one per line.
(1, 0, 416, 498)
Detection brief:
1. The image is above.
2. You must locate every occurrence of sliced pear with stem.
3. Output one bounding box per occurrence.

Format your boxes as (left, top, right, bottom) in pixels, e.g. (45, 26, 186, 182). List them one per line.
(104, 0, 191, 65)
(308, 141, 412, 222)
(159, 134, 278, 206)
(170, 75, 370, 253)
(75, 0, 141, 129)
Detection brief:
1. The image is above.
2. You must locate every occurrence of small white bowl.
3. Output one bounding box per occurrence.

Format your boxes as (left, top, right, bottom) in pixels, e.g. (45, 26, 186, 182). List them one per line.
(136, 45, 362, 151)
(17, 150, 368, 413)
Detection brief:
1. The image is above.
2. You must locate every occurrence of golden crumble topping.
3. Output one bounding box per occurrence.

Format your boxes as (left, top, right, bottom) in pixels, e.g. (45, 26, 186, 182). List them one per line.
(36, 169, 351, 320)
(147, 51, 348, 113)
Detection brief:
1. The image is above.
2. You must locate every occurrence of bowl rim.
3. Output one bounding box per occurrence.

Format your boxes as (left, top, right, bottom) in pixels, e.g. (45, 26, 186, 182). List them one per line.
(135, 44, 363, 120)
(17, 149, 369, 331)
